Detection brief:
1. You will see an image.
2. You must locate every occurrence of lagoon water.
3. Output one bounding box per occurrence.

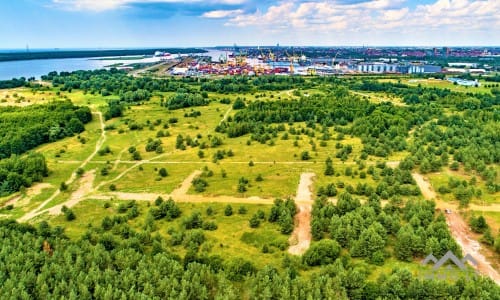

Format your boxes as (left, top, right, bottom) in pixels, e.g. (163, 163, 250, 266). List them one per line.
(0, 49, 227, 80)
(0, 56, 166, 80)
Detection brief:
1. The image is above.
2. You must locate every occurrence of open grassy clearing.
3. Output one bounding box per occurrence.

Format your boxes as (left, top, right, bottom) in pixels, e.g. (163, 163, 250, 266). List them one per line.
(381, 78, 495, 94)
(106, 162, 199, 194)
(427, 167, 499, 205)
(48, 199, 289, 269)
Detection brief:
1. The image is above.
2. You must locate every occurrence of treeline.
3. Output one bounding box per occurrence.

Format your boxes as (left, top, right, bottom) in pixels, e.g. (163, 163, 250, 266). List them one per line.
(217, 91, 374, 138)
(318, 162, 420, 199)
(43, 70, 204, 107)
(311, 193, 461, 265)
(0, 101, 91, 159)
(1, 216, 499, 299)
(200, 75, 308, 93)
(0, 153, 48, 196)
(164, 90, 209, 110)
(405, 110, 500, 196)
(0, 77, 31, 89)
(217, 89, 439, 157)
(0, 48, 206, 62)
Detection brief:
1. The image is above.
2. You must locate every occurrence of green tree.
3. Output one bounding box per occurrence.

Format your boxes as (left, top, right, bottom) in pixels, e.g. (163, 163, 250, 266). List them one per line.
(224, 205, 233, 216)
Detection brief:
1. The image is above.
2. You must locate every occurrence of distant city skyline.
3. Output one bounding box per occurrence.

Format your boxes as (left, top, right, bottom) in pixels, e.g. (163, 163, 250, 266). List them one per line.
(1, 0, 499, 48)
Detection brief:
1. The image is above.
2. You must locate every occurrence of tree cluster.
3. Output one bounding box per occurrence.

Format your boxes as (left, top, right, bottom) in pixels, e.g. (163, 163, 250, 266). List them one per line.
(0, 101, 91, 159)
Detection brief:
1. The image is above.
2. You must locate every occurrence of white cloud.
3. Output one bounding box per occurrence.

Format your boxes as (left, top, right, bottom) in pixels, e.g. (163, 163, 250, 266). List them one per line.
(202, 9, 243, 18)
(225, 0, 499, 37)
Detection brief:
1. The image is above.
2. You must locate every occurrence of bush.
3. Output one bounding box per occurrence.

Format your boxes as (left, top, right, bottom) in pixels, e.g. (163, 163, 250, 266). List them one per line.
(61, 205, 76, 221)
(224, 205, 233, 216)
(109, 184, 116, 191)
(60, 182, 68, 191)
(300, 151, 310, 160)
(232, 98, 246, 110)
(470, 215, 489, 233)
(238, 206, 247, 214)
(202, 221, 218, 231)
(192, 177, 208, 192)
(159, 168, 168, 177)
(249, 214, 260, 228)
(302, 239, 341, 266)
(76, 168, 84, 177)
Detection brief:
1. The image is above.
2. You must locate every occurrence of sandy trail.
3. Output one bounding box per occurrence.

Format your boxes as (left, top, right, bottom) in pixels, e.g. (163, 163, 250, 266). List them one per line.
(18, 112, 105, 222)
(413, 172, 500, 284)
(446, 212, 500, 285)
(412, 173, 436, 200)
(98, 170, 272, 204)
(47, 170, 96, 215)
(2, 195, 21, 208)
(171, 170, 202, 198)
(288, 172, 315, 255)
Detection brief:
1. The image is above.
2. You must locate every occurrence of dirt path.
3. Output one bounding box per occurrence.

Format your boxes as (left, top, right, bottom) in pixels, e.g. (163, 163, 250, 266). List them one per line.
(47, 170, 96, 215)
(289, 173, 315, 255)
(413, 172, 500, 284)
(412, 173, 436, 200)
(95, 152, 169, 191)
(171, 170, 202, 198)
(446, 212, 500, 285)
(18, 112, 106, 222)
(1, 195, 21, 208)
(219, 107, 232, 126)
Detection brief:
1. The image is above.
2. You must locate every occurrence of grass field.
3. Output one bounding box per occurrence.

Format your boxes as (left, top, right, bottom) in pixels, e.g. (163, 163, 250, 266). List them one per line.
(49, 199, 289, 269)
(379, 78, 495, 94)
(1, 78, 498, 288)
(1, 83, 497, 218)
(427, 167, 499, 205)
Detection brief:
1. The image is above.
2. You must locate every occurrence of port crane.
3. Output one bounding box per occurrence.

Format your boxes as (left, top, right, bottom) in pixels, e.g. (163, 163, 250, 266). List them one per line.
(332, 51, 341, 67)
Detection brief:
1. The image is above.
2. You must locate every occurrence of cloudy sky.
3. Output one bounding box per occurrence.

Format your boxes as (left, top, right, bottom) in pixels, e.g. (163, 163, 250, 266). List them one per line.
(0, 0, 498, 48)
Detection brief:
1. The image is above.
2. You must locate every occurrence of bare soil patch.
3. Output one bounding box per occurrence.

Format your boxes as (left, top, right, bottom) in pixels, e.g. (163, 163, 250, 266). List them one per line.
(289, 172, 315, 255)
(412, 173, 436, 200)
(48, 170, 96, 215)
(446, 212, 500, 285)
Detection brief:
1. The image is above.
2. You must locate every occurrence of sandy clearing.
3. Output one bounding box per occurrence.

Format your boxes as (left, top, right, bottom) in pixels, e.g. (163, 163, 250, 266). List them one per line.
(386, 161, 400, 168)
(1, 195, 21, 208)
(48, 170, 96, 215)
(412, 173, 436, 200)
(18, 112, 106, 222)
(27, 183, 53, 197)
(295, 173, 315, 202)
(446, 212, 500, 285)
(171, 170, 202, 198)
(412, 172, 500, 284)
(289, 172, 315, 255)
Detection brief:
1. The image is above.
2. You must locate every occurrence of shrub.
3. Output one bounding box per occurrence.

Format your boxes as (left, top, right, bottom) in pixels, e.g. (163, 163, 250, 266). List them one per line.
(302, 239, 341, 266)
(224, 205, 233, 216)
(159, 168, 168, 177)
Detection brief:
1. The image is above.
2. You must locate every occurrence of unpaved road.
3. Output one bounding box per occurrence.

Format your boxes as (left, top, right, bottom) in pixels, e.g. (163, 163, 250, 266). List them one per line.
(48, 170, 96, 215)
(446, 212, 500, 285)
(18, 112, 105, 222)
(413, 172, 500, 284)
(171, 170, 202, 198)
(412, 173, 436, 200)
(289, 173, 315, 255)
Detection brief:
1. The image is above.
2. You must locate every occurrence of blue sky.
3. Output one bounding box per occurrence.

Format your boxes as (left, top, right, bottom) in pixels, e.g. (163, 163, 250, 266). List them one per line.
(0, 0, 498, 48)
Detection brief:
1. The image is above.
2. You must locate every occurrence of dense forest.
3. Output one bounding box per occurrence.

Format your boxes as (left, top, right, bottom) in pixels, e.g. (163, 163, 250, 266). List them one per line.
(0, 153, 48, 196)
(0, 77, 32, 89)
(1, 213, 499, 299)
(1, 70, 498, 298)
(0, 101, 91, 159)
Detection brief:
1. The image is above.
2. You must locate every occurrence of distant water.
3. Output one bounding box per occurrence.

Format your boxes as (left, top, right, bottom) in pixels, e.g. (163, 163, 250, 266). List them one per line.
(0, 56, 163, 80)
(0, 49, 234, 80)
